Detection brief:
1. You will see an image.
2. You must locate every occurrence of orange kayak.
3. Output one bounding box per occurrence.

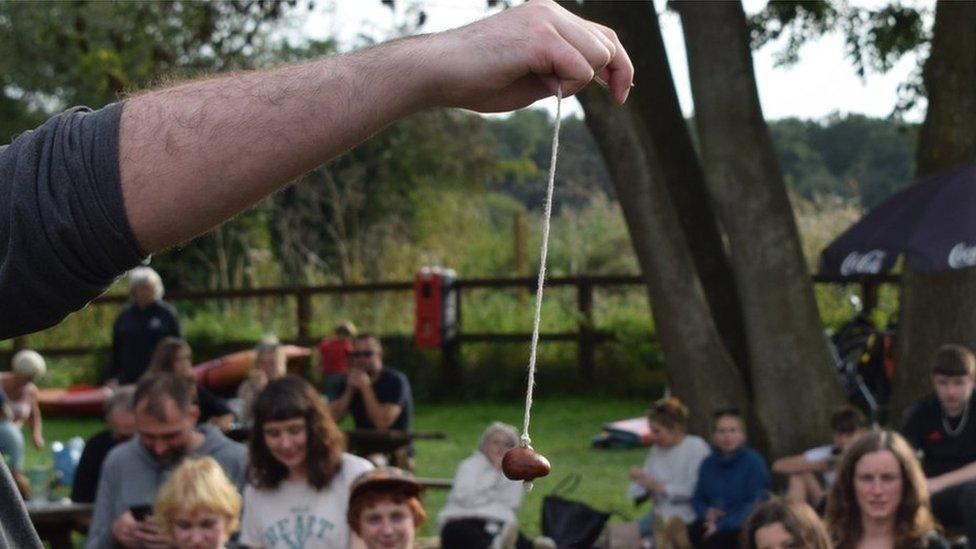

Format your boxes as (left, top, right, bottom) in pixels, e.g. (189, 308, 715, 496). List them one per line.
(39, 345, 311, 416)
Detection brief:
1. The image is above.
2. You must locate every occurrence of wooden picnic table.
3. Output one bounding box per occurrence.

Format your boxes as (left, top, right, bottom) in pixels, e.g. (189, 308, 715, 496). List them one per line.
(28, 500, 92, 549)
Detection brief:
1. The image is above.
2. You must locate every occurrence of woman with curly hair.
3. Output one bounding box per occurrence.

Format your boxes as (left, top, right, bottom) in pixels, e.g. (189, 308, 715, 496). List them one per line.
(240, 376, 373, 548)
(826, 430, 948, 549)
(742, 498, 830, 549)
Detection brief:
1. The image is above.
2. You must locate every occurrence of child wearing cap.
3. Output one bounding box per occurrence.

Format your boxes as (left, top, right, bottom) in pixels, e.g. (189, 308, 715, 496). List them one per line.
(347, 467, 427, 549)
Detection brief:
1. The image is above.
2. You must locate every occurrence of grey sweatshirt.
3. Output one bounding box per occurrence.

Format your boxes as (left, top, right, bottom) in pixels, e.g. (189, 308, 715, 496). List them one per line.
(85, 425, 248, 549)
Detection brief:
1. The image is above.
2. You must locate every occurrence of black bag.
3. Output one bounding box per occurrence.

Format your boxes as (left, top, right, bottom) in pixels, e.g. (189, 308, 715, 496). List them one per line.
(541, 474, 611, 548)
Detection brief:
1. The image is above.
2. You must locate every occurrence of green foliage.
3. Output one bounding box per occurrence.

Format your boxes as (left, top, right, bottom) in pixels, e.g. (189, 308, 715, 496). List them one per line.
(749, 1, 931, 118)
(769, 115, 918, 208)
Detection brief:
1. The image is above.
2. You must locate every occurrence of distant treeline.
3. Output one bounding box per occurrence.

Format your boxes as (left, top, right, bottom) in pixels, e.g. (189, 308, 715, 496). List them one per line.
(489, 109, 918, 212)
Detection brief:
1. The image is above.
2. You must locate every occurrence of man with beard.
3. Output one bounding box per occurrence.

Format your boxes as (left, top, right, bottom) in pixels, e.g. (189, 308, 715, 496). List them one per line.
(85, 373, 246, 548)
(901, 344, 976, 542)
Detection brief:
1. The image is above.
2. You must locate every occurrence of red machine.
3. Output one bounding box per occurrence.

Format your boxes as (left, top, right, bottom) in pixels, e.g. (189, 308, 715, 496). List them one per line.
(413, 267, 458, 348)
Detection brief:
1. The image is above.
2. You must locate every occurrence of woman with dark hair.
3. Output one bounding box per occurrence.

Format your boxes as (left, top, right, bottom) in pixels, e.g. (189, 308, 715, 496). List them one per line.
(742, 498, 830, 549)
(146, 337, 234, 431)
(826, 430, 948, 549)
(240, 376, 373, 548)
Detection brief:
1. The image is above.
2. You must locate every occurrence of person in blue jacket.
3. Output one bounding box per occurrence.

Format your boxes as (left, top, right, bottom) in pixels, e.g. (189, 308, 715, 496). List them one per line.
(689, 409, 771, 549)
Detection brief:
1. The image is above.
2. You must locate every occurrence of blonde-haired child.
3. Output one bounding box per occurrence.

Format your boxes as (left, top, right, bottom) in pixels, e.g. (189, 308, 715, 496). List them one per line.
(154, 457, 241, 549)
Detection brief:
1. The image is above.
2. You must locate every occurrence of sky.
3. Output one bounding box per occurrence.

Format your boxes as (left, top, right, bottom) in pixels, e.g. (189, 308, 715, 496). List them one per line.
(300, 0, 931, 122)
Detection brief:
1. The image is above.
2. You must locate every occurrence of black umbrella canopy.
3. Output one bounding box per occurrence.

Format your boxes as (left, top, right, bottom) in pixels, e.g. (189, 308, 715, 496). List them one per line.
(820, 161, 976, 277)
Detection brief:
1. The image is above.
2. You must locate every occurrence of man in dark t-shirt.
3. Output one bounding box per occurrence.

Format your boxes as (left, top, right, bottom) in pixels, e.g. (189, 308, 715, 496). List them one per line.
(329, 335, 414, 461)
(71, 387, 136, 504)
(901, 344, 976, 540)
(330, 335, 413, 432)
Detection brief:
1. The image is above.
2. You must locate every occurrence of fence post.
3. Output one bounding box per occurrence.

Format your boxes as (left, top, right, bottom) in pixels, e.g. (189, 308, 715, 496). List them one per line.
(861, 279, 879, 313)
(296, 289, 312, 344)
(577, 278, 594, 379)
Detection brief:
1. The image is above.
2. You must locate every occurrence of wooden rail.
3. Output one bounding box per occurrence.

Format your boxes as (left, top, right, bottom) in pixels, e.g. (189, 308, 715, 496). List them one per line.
(7, 274, 899, 376)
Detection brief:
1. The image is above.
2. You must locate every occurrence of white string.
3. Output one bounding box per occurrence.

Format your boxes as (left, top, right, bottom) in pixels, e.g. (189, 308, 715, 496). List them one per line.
(521, 87, 562, 447)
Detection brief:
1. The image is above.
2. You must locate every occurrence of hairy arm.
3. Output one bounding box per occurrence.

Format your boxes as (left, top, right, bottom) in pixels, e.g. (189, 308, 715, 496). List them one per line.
(930, 461, 976, 493)
(118, 0, 632, 253)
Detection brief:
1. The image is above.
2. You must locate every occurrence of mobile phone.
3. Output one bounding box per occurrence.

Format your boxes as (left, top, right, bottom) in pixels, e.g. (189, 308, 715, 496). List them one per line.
(130, 504, 152, 522)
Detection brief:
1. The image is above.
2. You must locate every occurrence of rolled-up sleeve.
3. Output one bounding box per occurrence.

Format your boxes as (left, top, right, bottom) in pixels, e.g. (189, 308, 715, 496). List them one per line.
(0, 103, 145, 338)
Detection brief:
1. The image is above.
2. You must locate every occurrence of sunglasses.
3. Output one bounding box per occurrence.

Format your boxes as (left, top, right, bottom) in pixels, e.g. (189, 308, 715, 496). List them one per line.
(347, 350, 375, 358)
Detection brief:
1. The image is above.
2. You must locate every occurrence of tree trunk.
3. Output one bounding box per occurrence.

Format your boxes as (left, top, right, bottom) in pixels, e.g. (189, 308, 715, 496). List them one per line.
(891, 0, 976, 421)
(562, 0, 751, 376)
(676, 0, 843, 456)
(576, 85, 751, 438)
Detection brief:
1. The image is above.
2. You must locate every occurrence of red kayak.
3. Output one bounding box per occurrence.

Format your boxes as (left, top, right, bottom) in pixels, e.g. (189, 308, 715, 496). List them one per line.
(39, 345, 311, 416)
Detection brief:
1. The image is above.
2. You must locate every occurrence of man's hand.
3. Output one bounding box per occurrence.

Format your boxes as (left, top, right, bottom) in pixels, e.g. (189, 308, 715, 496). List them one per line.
(348, 368, 372, 391)
(134, 517, 174, 549)
(629, 466, 647, 482)
(110, 512, 141, 548)
(704, 507, 724, 523)
(703, 520, 718, 539)
(119, 0, 633, 254)
(32, 433, 44, 450)
(431, 0, 633, 112)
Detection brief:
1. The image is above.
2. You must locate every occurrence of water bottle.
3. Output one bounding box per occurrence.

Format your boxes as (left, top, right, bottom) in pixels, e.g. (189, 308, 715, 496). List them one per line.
(52, 440, 79, 489)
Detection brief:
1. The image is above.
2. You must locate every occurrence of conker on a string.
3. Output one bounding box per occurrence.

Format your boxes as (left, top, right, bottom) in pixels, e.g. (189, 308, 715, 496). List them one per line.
(502, 444, 551, 481)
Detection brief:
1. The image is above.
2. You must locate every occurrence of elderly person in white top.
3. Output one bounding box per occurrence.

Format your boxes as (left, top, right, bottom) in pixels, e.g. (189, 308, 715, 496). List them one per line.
(627, 397, 711, 549)
(438, 422, 554, 549)
(0, 350, 47, 452)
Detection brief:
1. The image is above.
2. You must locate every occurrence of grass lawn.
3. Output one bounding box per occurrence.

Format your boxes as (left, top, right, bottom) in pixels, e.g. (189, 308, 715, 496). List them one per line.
(25, 395, 652, 543)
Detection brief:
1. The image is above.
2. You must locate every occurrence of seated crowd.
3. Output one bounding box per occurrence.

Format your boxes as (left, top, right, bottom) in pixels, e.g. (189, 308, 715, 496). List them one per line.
(4, 274, 976, 549)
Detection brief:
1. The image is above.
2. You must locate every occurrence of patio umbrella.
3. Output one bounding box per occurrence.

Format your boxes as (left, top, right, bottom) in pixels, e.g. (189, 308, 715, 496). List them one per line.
(819, 161, 976, 277)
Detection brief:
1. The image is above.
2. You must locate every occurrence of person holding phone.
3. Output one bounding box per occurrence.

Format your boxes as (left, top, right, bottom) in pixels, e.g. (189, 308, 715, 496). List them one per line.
(85, 373, 247, 549)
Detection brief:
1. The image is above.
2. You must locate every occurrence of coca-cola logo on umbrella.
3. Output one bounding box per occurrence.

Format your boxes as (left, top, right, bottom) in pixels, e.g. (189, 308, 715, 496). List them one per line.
(840, 250, 886, 276)
(948, 242, 976, 269)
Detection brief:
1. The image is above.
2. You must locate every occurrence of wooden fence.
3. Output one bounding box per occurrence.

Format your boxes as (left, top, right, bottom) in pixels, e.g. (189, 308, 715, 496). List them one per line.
(7, 274, 899, 377)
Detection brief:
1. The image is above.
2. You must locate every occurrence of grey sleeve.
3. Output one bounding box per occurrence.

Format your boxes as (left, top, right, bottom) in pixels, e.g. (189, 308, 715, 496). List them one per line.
(85, 457, 121, 549)
(0, 459, 42, 549)
(0, 103, 145, 338)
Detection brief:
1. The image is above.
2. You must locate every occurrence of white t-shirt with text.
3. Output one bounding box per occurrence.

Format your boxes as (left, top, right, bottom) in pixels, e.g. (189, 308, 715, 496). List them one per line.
(240, 453, 374, 549)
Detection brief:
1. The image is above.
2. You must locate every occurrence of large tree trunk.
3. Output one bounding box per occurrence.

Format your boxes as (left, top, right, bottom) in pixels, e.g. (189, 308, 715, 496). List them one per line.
(891, 1, 976, 421)
(676, 0, 843, 456)
(562, 0, 750, 375)
(576, 85, 751, 438)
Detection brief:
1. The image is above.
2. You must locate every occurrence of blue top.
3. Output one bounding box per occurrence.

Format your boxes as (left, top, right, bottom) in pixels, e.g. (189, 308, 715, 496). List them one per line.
(691, 445, 771, 532)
